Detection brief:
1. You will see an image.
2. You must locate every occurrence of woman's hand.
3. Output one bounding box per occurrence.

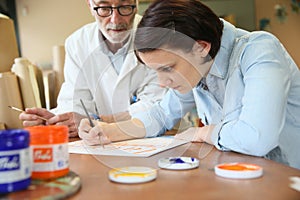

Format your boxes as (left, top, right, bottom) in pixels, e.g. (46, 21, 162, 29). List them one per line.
(78, 118, 111, 146)
(174, 125, 215, 144)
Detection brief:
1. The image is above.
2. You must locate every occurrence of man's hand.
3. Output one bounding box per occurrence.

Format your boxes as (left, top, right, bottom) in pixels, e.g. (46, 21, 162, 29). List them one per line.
(19, 107, 54, 126)
(19, 108, 85, 137)
(48, 112, 85, 138)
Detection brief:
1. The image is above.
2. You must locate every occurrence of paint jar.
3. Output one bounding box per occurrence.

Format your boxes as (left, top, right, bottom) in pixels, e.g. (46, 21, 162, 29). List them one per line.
(25, 125, 69, 180)
(0, 129, 31, 193)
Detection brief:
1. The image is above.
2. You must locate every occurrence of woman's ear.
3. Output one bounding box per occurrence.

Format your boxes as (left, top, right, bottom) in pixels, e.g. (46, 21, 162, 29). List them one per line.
(192, 41, 211, 58)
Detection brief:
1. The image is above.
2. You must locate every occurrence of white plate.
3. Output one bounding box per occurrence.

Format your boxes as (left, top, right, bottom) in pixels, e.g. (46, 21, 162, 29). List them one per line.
(214, 162, 263, 179)
(158, 157, 199, 170)
(108, 166, 157, 184)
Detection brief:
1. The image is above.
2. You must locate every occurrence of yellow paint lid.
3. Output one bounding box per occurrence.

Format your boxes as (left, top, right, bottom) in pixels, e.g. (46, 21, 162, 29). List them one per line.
(108, 166, 157, 184)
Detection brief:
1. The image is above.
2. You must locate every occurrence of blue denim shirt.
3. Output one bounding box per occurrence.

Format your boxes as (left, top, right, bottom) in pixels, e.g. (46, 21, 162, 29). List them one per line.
(133, 20, 300, 169)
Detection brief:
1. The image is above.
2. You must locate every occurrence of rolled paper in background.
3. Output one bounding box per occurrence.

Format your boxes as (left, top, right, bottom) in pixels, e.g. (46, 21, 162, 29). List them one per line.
(11, 57, 45, 108)
(31, 62, 46, 108)
(0, 72, 23, 129)
(43, 70, 56, 109)
(52, 45, 65, 103)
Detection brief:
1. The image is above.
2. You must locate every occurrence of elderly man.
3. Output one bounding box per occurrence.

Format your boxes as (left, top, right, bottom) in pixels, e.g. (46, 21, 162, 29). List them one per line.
(20, 0, 166, 137)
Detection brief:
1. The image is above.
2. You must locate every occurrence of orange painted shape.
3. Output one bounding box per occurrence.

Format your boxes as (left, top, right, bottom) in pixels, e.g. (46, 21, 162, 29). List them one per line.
(217, 163, 261, 171)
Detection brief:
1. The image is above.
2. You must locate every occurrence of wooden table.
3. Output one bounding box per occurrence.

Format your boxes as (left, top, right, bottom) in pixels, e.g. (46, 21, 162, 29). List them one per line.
(68, 142, 300, 200)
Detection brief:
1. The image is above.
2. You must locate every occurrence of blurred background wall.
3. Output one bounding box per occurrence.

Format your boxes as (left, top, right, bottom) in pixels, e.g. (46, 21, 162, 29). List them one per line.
(1, 0, 299, 68)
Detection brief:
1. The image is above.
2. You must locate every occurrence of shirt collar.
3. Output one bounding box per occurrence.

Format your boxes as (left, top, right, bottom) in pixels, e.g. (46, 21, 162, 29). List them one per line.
(208, 19, 237, 79)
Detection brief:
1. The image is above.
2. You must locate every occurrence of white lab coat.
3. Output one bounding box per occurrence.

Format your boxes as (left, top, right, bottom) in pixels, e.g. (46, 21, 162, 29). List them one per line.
(53, 15, 166, 116)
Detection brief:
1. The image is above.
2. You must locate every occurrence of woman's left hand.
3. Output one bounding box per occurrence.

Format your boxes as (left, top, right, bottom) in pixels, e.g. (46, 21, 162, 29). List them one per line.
(174, 127, 204, 142)
(174, 125, 215, 144)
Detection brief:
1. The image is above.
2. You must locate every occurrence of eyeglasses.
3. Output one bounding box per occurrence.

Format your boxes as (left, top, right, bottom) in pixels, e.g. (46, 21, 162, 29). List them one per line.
(93, 5, 136, 17)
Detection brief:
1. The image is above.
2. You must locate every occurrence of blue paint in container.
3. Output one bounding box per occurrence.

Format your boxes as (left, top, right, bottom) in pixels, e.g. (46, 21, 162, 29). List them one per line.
(0, 129, 31, 193)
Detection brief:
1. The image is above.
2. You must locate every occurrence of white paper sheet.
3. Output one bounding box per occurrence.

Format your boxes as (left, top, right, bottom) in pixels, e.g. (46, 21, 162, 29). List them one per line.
(68, 136, 189, 157)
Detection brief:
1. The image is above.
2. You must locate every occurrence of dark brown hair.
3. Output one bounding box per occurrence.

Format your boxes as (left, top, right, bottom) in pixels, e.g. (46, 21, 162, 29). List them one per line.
(134, 0, 223, 59)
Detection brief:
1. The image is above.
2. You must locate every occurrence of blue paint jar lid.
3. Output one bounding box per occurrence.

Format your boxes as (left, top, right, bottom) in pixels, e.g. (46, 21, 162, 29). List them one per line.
(0, 129, 29, 151)
(158, 157, 200, 170)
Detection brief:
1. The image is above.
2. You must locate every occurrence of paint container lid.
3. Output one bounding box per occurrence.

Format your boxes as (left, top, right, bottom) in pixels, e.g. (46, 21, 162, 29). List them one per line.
(0, 129, 29, 150)
(158, 157, 199, 170)
(26, 125, 68, 145)
(214, 162, 263, 179)
(108, 166, 157, 184)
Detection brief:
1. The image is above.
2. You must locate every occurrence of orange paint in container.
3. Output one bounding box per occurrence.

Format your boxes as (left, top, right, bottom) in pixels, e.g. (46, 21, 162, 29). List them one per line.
(25, 125, 69, 180)
(214, 162, 263, 179)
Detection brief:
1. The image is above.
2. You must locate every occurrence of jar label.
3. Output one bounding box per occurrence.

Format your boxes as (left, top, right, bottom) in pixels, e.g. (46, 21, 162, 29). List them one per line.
(33, 148, 53, 163)
(0, 149, 31, 184)
(31, 144, 69, 172)
(0, 154, 20, 171)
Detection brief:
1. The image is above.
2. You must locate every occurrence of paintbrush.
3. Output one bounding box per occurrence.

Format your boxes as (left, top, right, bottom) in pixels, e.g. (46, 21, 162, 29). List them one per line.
(8, 106, 48, 121)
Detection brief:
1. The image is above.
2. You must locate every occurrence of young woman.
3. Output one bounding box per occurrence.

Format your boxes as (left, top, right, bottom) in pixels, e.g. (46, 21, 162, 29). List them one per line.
(78, 0, 300, 169)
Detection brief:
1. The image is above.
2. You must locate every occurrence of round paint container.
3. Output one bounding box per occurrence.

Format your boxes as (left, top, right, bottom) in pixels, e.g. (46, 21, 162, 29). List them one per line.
(25, 125, 69, 180)
(108, 166, 157, 184)
(158, 157, 199, 170)
(0, 129, 31, 193)
(214, 162, 263, 179)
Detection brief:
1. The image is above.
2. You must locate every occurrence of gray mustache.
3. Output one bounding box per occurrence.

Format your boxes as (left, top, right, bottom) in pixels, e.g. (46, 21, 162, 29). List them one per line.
(106, 23, 128, 30)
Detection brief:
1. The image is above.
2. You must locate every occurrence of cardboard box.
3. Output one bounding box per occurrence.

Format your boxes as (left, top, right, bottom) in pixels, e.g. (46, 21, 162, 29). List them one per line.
(0, 72, 24, 129)
(0, 14, 19, 73)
